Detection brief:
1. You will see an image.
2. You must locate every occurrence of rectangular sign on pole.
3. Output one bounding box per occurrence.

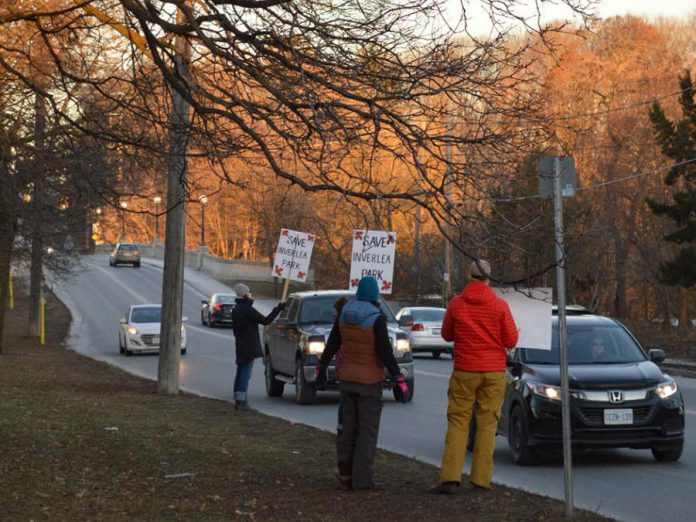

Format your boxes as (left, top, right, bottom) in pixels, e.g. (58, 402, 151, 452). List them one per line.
(349, 229, 396, 294)
(494, 287, 553, 350)
(271, 228, 315, 283)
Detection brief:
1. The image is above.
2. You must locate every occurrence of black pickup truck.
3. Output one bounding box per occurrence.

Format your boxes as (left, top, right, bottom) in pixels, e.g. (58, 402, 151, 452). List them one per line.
(263, 290, 415, 404)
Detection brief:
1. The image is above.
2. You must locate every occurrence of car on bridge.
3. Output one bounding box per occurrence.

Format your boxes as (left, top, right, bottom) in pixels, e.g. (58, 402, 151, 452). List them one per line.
(498, 307, 685, 464)
(395, 306, 453, 359)
(262, 290, 414, 405)
(200, 293, 236, 327)
(118, 304, 188, 356)
(109, 243, 141, 267)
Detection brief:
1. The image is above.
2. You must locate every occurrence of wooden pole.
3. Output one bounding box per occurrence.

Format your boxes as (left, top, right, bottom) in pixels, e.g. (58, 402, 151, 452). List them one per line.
(9, 271, 13, 310)
(40, 294, 45, 345)
(281, 277, 291, 302)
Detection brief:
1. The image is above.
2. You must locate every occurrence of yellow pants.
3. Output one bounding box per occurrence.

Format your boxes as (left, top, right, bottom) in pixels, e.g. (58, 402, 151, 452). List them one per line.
(439, 370, 506, 488)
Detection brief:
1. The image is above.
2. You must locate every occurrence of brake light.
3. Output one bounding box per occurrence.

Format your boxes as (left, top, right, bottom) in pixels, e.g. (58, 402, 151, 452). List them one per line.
(411, 323, 424, 332)
(214, 304, 223, 312)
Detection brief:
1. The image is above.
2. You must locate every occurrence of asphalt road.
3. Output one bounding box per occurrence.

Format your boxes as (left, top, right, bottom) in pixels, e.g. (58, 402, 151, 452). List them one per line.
(53, 255, 695, 521)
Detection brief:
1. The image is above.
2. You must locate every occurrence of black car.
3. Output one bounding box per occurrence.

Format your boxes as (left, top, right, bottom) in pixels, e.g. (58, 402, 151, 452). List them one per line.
(262, 290, 415, 405)
(201, 293, 236, 327)
(498, 309, 685, 464)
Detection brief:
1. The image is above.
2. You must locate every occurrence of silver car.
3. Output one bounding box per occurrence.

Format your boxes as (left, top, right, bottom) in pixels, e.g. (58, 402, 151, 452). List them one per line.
(118, 304, 188, 356)
(109, 243, 141, 267)
(396, 306, 453, 359)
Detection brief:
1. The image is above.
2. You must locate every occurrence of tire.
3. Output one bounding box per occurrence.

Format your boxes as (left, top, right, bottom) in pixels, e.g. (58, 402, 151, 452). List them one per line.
(201, 311, 207, 326)
(134, 262, 140, 268)
(181, 348, 187, 355)
(651, 440, 683, 462)
(393, 378, 415, 403)
(432, 350, 441, 359)
(508, 405, 538, 465)
(119, 334, 125, 354)
(264, 352, 284, 397)
(124, 345, 132, 356)
(295, 359, 316, 405)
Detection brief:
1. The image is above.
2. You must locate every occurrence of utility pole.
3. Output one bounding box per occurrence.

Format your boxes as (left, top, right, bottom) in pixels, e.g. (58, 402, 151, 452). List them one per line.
(158, 6, 192, 395)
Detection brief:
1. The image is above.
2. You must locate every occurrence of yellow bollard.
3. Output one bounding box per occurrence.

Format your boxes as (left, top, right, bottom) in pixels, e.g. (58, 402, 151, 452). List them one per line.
(40, 294, 46, 346)
(8, 271, 13, 310)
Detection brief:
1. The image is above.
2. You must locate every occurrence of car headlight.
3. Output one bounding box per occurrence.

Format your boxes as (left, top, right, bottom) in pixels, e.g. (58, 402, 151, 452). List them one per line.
(181, 325, 185, 334)
(656, 380, 678, 399)
(529, 382, 561, 400)
(395, 337, 410, 358)
(127, 326, 138, 335)
(306, 339, 325, 355)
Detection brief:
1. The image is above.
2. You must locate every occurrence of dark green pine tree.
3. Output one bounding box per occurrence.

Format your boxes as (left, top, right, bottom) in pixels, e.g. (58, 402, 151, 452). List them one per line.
(647, 72, 696, 292)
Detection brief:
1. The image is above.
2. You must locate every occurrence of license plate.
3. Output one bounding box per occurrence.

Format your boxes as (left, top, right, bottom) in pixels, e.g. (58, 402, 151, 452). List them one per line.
(604, 408, 633, 425)
(432, 328, 441, 335)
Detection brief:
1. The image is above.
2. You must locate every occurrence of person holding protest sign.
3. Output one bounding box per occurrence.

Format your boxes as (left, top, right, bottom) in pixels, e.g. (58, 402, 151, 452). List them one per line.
(430, 260, 518, 494)
(317, 276, 408, 490)
(231, 283, 285, 411)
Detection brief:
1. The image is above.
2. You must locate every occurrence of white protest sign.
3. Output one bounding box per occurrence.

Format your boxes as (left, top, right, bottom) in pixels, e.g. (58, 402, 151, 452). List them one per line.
(494, 287, 553, 350)
(271, 229, 315, 283)
(349, 229, 396, 294)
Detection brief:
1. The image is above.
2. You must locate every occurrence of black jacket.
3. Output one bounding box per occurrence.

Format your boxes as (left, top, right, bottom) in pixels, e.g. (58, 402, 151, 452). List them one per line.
(232, 297, 283, 365)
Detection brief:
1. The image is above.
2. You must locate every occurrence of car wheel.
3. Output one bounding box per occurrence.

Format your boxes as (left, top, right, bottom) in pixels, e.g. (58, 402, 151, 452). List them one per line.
(180, 348, 187, 355)
(508, 405, 538, 465)
(264, 352, 284, 397)
(432, 350, 441, 359)
(651, 440, 683, 462)
(295, 359, 316, 405)
(119, 334, 125, 354)
(124, 345, 132, 356)
(134, 262, 140, 268)
(201, 311, 207, 326)
(393, 378, 415, 403)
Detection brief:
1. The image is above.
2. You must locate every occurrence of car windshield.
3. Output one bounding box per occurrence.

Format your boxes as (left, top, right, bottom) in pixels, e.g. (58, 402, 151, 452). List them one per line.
(520, 322, 647, 365)
(214, 294, 236, 304)
(131, 307, 161, 323)
(298, 295, 397, 324)
(410, 308, 445, 322)
(120, 244, 138, 252)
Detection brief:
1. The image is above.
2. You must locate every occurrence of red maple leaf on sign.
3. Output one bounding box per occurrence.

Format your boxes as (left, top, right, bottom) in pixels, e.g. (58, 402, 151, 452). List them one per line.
(307, 235, 315, 242)
(350, 279, 359, 287)
(274, 266, 283, 276)
(381, 280, 392, 291)
(297, 271, 306, 280)
(354, 230, 363, 240)
(387, 234, 395, 244)
(281, 229, 289, 236)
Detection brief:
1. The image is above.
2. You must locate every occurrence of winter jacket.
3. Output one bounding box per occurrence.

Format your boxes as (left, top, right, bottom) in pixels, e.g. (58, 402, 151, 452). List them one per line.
(442, 282, 518, 372)
(232, 297, 283, 365)
(321, 300, 400, 385)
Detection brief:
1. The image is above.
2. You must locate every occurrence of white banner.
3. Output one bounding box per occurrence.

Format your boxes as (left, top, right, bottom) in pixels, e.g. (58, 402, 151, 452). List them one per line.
(271, 229, 315, 283)
(494, 287, 553, 351)
(349, 229, 396, 294)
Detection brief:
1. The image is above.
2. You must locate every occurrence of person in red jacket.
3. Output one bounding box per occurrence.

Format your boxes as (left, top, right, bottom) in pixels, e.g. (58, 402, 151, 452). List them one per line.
(430, 259, 518, 494)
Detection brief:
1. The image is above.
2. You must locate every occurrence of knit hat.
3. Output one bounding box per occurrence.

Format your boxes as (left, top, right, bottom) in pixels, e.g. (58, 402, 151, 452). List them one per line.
(356, 276, 380, 302)
(468, 259, 491, 281)
(233, 283, 251, 297)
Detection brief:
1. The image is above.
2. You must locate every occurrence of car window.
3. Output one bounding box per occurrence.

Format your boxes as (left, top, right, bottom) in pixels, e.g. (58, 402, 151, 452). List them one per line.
(285, 298, 299, 322)
(119, 244, 138, 252)
(214, 294, 236, 304)
(297, 295, 397, 324)
(397, 308, 409, 319)
(411, 309, 445, 322)
(130, 306, 162, 323)
(521, 323, 647, 365)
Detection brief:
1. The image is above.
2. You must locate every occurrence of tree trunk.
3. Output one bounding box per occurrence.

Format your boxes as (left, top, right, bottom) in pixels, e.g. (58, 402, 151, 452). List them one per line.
(0, 149, 18, 354)
(613, 240, 629, 318)
(679, 287, 690, 328)
(157, 24, 192, 395)
(29, 94, 46, 337)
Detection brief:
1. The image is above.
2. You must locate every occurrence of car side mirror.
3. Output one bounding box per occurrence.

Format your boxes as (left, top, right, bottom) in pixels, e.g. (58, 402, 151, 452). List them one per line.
(119, 318, 127, 324)
(649, 348, 666, 364)
(182, 316, 189, 323)
(399, 315, 414, 328)
(201, 300, 208, 305)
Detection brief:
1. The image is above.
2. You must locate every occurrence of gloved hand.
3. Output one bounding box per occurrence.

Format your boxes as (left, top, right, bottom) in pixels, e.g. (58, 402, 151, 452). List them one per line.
(314, 363, 327, 390)
(393, 375, 409, 403)
(276, 301, 286, 311)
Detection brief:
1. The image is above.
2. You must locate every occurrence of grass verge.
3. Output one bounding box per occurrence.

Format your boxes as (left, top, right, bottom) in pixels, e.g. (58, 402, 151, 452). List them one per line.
(0, 288, 611, 521)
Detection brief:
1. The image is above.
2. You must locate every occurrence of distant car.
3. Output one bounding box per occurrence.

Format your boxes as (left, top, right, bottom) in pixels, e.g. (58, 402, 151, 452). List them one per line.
(263, 290, 414, 404)
(396, 306, 453, 359)
(109, 243, 141, 267)
(118, 304, 187, 356)
(201, 293, 236, 327)
(498, 309, 685, 464)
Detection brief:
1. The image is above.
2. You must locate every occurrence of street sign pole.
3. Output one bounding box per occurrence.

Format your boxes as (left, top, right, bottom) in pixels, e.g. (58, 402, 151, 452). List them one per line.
(553, 157, 574, 517)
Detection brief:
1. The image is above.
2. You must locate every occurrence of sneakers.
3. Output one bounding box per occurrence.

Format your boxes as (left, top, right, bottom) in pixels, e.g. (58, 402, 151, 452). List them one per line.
(429, 481, 460, 495)
(334, 468, 352, 490)
(235, 401, 251, 411)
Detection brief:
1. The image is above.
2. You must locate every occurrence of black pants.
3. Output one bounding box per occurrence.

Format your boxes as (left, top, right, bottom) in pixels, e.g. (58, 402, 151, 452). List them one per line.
(336, 381, 383, 489)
